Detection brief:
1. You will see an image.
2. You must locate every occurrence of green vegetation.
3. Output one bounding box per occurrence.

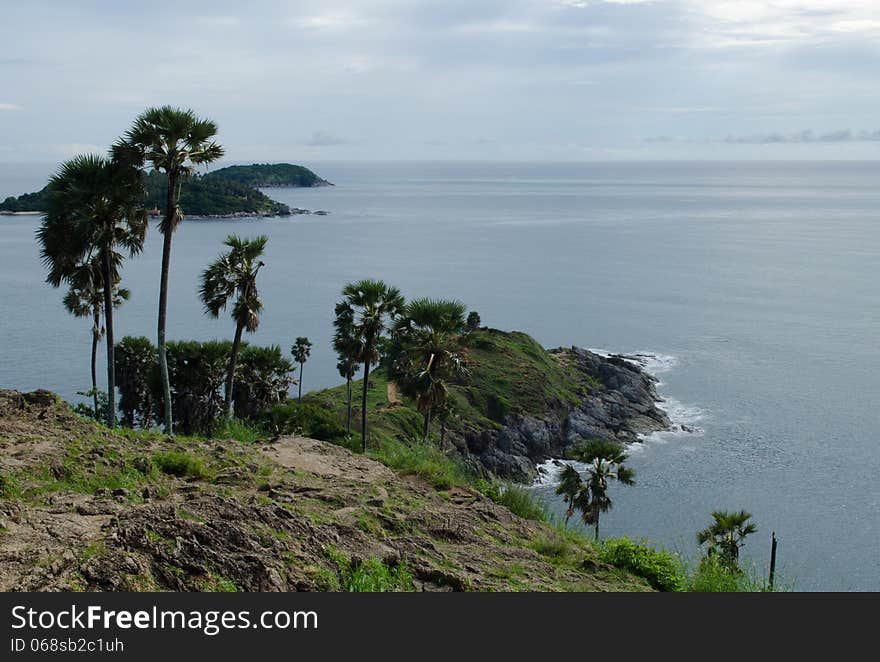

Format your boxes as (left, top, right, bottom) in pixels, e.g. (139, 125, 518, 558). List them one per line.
(1, 170, 289, 217)
(335, 280, 405, 452)
(494, 484, 549, 522)
(308, 327, 592, 455)
(556, 440, 636, 541)
(152, 451, 211, 479)
(114, 337, 292, 435)
(598, 538, 683, 592)
(199, 234, 268, 418)
(371, 438, 470, 489)
(1, 162, 329, 217)
(386, 298, 469, 442)
(203, 163, 330, 188)
(343, 558, 415, 592)
(259, 401, 348, 445)
(292, 337, 312, 402)
(697, 509, 758, 572)
(36, 154, 148, 428)
(114, 105, 225, 434)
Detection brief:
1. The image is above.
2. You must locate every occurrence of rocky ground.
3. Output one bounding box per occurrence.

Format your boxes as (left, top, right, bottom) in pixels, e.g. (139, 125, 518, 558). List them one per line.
(0, 390, 650, 592)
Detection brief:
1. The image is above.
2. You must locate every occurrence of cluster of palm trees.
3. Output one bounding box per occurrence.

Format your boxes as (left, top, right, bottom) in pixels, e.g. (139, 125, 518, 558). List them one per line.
(38, 106, 224, 431)
(332, 279, 470, 453)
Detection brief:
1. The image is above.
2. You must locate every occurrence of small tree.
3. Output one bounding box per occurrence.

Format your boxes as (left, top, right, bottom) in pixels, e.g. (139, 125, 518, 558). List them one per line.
(292, 337, 312, 401)
(555, 464, 583, 526)
(566, 439, 635, 540)
(387, 299, 469, 442)
(199, 234, 267, 419)
(466, 311, 481, 332)
(697, 510, 757, 572)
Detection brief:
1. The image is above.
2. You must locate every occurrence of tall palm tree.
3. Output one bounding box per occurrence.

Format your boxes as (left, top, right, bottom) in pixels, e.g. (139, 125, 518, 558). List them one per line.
(697, 510, 757, 571)
(63, 258, 130, 418)
(114, 106, 224, 433)
(555, 464, 583, 526)
(292, 337, 312, 401)
(333, 301, 361, 436)
(337, 280, 404, 452)
(388, 299, 468, 442)
(569, 439, 635, 540)
(37, 155, 147, 428)
(199, 234, 267, 419)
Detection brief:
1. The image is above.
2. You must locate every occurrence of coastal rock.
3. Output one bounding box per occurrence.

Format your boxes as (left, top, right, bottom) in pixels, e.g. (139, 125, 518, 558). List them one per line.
(453, 347, 670, 481)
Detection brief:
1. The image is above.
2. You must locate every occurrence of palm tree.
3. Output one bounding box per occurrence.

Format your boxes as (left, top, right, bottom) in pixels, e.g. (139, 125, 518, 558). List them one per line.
(333, 301, 361, 436)
(555, 464, 583, 526)
(199, 234, 267, 419)
(697, 510, 757, 571)
(63, 258, 130, 418)
(569, 439, 635, 540)
(37, 155, 147, 428)
(292, 337, 312, 401)
(114, 106, 224, 433)
(337, 280, 404, 452)
(387, 299, 469, 442)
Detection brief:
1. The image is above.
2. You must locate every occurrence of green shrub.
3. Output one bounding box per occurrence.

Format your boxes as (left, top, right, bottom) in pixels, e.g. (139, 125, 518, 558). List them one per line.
(259, 401, 347, 443)
(152, 451, 210, 480)
(233, 345, 294, 420)
(493, 484, 549, 522)
(114, 337, 294, 435)
(598, 538, 683, 592)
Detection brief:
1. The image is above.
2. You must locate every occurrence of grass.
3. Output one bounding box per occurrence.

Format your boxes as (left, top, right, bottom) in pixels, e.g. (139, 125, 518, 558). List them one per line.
(370, 438, 471, 489)
(152, 451, 211, 480)
(344, 558, 415, 592)
(305, 327, 595, 451)
(493, 484, 549, 522)
(212, 418, 265, 444)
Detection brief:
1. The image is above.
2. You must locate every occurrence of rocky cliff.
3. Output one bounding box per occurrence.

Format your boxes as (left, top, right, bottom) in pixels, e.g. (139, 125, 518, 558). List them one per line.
(452, 347, 671, 481)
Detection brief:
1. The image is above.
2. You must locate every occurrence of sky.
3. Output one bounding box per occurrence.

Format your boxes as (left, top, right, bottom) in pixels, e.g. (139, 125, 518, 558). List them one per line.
(2, 0, 880, 162)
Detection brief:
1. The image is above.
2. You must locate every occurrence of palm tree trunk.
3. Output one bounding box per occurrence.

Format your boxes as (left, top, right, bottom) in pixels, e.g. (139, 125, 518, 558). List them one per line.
(346, 374, 352, 434)
(440, 420, 447, 448)
(91, 304, 100, 418)
(594, 510, 600, 541)
(423, 408, 431, 443)
(224, 320, 245, 419)
(158, 172, 177, 434)
(298, 362, 304, 401)
(100, 249, 116, 428)
(361, 360, 371, 453)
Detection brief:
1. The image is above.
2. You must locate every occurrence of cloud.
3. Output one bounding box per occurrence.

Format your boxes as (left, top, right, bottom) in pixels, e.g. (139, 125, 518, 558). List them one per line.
(304, 131, 348, 147)
(0, 103, 22, 111)
(646, 129, 880, 144)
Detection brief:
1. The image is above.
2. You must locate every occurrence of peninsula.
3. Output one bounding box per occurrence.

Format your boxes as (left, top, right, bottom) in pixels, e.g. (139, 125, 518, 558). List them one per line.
(0, 163, 332, 218)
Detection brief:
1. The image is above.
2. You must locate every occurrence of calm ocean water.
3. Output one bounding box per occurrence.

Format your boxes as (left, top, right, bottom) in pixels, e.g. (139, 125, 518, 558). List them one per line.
(1, 161, 878, 590)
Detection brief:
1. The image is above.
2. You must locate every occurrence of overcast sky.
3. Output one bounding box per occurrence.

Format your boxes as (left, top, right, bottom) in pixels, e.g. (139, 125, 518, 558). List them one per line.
(3, 0, 880, 162)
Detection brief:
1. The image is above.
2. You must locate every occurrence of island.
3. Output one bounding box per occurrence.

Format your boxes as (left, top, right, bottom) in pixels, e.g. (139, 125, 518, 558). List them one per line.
(0, 163, 332, 218)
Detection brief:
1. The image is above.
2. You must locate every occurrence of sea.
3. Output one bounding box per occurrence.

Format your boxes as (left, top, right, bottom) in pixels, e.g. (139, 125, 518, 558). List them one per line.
(1, 160, 878, 591)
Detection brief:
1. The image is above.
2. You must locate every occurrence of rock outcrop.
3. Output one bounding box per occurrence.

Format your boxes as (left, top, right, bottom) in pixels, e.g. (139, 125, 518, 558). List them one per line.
(452, 348, 670, 482)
